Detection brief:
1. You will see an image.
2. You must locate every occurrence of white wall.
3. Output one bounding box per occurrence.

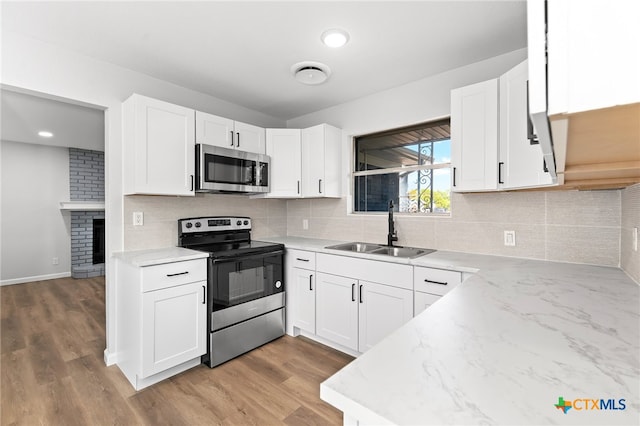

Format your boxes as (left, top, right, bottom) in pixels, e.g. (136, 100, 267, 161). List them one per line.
(284, 48, 623, 268)
(0, 141, 71, 284)
(0, 31, 286, 364)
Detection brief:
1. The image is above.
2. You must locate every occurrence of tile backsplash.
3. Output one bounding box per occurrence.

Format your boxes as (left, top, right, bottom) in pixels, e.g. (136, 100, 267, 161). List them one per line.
(123, 186, 639, 282)
(286, 189, 624, 268)
(123, 194, 287, 251)
(621, 184, 640, 283)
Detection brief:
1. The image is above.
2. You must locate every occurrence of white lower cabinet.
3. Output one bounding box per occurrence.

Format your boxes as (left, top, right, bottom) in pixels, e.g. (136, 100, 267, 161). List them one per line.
(414, 291, 442, 315)
(413, 266, 463, 316)
(358, 280, 413, 352)
(316, 273, 359, 350)
(315, 272, 413, 353)
(116, 257, 207, 390)
(286, 249, 317, 335)
(291, 267, 316, 334)
(141, 281, 207, 377)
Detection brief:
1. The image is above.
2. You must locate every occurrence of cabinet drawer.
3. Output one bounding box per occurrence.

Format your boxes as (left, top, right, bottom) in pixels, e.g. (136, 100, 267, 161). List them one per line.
(141, 259, 207, 292)
(414, 267, 462, 296)
(287, 249, 316, 270)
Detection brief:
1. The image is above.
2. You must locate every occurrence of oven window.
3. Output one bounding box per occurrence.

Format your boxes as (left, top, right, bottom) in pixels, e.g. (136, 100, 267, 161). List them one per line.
(212, 253, 283, 310)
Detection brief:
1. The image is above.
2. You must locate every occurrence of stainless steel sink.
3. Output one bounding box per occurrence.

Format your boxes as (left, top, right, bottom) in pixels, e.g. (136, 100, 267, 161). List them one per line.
(369, 246, 435, 259)
(325, 242, 383, 253)
(325, 242, 435, 259)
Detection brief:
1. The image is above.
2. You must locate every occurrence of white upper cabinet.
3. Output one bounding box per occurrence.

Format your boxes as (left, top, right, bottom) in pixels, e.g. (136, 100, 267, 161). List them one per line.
(265, 129, 302, 197)
(123, 94, 195, 196)
(450, 79, 499, 192)
(195, 111, 234, 148)
(301, 124, 342, 198)
(546, 0, 640, 115)
(196, 111, 265, 154)
(263, 123, 342, 199)
(451, 60, 555, 192)
(499, 60, 553, 189)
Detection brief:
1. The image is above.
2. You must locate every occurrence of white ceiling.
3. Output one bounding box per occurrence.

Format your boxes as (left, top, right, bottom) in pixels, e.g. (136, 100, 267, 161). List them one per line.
(1, 89, 105, 151)
(1, 0, 527, 122)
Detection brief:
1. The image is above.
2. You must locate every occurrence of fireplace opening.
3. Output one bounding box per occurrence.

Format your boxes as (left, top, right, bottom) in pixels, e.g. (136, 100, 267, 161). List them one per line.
(93, 218, 105, 264)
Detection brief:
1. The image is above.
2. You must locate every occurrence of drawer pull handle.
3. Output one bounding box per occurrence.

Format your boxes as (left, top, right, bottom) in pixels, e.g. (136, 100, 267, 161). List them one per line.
(296, 258, 309, 262)
(424, 279, 448, 286)
(166, 271, 189, 277)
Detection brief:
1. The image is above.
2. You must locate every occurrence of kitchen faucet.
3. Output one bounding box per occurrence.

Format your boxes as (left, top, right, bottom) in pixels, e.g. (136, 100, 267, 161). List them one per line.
(387, 200, 398, 247)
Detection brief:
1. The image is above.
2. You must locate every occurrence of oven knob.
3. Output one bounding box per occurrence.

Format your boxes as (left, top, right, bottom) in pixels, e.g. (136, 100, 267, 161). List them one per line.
(243, 220, 249, 225)
(275, 280, 282, 289)
(195, 222, 202, 228)
(236, 220, 242, 226)
(185, 222, 193, 229)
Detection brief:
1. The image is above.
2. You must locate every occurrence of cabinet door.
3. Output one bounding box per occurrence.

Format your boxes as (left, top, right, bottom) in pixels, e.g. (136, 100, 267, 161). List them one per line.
(266, 129, 302, 197)
(292, 267, 315, 334)
(141, 281, 207, 378)
(414, 292, 441, 316)
(127, 95, 195, 196)
(195, 110, 234, 148)
(547, 0, 640, 115)
(358, 281, 413, 353)
(499, 61, 553, 189)
(450, 79, 499, 192)
(301, 124, 326, 197)
(234, 121, 266, 154)
(315, 272, 358, 351)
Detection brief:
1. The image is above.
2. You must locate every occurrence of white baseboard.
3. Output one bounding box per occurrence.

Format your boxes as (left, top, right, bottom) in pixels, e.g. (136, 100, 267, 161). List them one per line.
(104, 349, 118, 366)
(0, 272, 71, 286)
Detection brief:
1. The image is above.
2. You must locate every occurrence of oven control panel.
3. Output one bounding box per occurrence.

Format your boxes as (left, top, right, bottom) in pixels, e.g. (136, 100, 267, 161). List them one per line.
(179, 217, 251, 233)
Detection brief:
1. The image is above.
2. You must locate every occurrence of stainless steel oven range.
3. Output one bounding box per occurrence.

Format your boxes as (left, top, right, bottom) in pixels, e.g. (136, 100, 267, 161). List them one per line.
(178, 216, 285, 367)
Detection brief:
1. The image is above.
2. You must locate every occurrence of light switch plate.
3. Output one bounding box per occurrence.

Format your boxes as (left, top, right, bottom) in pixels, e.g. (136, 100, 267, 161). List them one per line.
(302, 219, 309, 230)
(504, 230, 516, 246)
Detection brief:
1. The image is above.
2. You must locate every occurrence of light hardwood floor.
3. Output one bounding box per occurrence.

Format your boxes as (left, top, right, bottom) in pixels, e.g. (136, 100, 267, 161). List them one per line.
(1, 277, 353, 425)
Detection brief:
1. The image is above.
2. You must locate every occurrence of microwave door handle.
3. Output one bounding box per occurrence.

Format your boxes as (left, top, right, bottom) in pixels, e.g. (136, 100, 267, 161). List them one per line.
(253, 162, 258, 185)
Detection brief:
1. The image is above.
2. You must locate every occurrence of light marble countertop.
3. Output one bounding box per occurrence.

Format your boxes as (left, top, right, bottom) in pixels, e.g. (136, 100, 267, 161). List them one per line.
(262, 236, 640, 425)
(112, 247, 208, 267)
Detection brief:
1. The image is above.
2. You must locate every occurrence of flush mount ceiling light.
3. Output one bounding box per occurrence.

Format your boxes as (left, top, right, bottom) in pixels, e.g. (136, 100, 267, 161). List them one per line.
(38, 131, 54, 138)
(291, 61, 331, 85)
(321, 28, 350, 48)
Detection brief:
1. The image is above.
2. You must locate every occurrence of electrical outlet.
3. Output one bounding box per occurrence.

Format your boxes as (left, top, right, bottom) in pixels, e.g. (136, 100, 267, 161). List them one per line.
(634, 227, 638, 252)
(133, 211, 144, 226)
(52, 257, 59, 265)
(504, 230, 516, 247)
(302, 219, 309, 230)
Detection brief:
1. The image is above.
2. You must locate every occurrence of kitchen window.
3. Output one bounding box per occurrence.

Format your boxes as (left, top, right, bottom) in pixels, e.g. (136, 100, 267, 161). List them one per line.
(353, 119, 451, 214)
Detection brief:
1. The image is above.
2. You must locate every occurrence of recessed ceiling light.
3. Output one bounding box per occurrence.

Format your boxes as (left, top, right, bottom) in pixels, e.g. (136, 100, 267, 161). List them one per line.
(38, 131, 54, 138)
(321, 29, 350, 48)
(291, 61, 332, 85)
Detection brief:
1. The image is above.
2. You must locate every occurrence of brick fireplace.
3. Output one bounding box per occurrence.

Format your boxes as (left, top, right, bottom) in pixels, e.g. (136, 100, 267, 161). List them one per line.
(69, 148, 105, 279)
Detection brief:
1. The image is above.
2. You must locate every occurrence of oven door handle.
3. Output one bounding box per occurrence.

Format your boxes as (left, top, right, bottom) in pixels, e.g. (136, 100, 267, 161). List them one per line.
(210, 249, 285, 264)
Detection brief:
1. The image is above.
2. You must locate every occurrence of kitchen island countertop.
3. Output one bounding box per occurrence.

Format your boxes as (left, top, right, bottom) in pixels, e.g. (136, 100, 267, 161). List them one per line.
(261, 236, 640, 425)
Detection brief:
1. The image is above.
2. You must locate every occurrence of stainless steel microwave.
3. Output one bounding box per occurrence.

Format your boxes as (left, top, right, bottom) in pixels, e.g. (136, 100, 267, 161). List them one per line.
(196, 144, 270, 194)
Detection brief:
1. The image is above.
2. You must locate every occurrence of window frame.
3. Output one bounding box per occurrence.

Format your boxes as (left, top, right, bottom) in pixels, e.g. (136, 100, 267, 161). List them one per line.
(351, 118, 452, 216)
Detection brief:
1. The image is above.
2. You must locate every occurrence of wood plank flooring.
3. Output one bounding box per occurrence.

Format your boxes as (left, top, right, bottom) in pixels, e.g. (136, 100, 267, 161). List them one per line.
(1, 277, 353, 425)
